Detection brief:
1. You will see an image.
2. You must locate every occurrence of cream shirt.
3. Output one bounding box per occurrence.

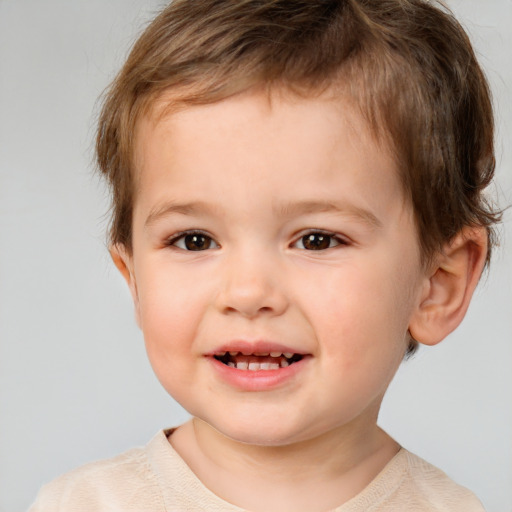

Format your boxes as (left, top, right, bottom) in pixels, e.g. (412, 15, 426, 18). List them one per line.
(29, 429, 486, 512)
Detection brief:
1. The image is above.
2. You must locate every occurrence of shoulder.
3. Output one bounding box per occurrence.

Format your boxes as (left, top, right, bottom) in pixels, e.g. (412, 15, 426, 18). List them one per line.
(28, 433, 166, 512)
(29, 428, 245, 512)
(382, 449, 486, 512)
(402, 450, 485, 510)
(340, 449, 486, 512)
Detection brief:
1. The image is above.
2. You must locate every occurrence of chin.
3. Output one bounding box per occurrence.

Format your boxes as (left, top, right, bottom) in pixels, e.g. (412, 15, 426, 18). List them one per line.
(202, 414, 317, 448)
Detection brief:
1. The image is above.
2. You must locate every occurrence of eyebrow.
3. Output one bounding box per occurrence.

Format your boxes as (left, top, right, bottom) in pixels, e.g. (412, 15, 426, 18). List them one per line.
(275, 200, 383, 229)
(144, 199, 382, 229)
(144, 200, 220, 228)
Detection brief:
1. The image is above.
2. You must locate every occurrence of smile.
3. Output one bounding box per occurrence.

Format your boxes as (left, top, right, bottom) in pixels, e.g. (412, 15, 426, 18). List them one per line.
(214, 352, 304, 371)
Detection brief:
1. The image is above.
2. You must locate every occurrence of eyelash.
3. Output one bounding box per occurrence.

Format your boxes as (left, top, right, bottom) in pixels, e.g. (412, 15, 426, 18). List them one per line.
(166, 229, 348, 252)
(166, 230, 220, 251)
(292, 230, 349, 251)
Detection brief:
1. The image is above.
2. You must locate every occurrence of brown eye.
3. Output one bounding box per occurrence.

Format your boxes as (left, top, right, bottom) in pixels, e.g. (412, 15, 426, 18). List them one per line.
(300, 233, 334, 250)
(171, 232, 218, 251)
(183, 233, 212, 251)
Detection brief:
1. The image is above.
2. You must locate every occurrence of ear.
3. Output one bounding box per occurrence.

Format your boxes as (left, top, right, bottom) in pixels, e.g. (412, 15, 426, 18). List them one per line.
(408, 226, 488, 346)
(110, 244, 141, 328)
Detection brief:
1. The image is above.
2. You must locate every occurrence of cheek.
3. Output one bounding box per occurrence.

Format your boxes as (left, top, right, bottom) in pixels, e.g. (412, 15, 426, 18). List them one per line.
(139, 290, 202, 401)
(306, 259, 413, 360)
(136, 264, 208, 370)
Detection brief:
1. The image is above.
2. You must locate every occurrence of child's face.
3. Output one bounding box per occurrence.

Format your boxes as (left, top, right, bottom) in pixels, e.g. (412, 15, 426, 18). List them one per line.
(121, 89, 429, 446)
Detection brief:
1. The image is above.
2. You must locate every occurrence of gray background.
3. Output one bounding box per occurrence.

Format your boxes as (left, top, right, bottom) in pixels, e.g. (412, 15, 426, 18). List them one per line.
(0, 1, 510, 511)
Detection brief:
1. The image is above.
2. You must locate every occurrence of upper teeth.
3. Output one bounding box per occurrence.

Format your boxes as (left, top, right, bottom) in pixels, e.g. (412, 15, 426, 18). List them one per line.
(216, 351, 298, 371)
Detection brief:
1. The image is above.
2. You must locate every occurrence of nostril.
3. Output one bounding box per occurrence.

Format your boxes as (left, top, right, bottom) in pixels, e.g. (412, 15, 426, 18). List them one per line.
(222, 304, 280, 318)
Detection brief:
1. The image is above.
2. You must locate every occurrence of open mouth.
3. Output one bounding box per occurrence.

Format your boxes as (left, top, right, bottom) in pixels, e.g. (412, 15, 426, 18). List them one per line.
(214, 351, 304, 371)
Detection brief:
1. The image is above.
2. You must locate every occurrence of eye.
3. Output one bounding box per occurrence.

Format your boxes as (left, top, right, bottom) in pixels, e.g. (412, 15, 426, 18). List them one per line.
(169, 231, 219, 251)
(294, 232, 345, 250)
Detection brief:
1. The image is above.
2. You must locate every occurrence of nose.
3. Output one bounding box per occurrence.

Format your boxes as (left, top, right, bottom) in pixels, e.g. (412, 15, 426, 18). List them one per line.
(215, 250, 288, 318)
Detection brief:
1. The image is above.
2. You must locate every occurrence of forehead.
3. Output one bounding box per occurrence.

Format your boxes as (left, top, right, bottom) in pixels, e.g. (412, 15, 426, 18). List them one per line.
(132, 88, 407, 219)
(135, 86, 395, 171)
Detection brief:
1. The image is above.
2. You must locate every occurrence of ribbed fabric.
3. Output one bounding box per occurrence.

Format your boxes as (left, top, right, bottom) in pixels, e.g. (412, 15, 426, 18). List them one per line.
(29, 429, 485, 512)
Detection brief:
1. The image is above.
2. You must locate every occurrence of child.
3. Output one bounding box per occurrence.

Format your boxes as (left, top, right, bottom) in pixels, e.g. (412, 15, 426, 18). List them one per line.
(30, 0, 501, 510)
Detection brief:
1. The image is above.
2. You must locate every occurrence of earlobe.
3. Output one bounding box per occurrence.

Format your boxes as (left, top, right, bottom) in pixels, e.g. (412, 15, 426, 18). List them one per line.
(110, 244, 142, 328)
(408, 227, 488, 346)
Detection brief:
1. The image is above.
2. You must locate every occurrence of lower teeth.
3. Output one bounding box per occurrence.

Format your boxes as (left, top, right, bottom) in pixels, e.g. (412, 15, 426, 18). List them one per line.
(225, 359, 290, 370)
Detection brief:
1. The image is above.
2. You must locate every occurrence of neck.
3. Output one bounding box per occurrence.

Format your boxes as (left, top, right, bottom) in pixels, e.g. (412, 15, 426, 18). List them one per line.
(169, 413, 399, 512)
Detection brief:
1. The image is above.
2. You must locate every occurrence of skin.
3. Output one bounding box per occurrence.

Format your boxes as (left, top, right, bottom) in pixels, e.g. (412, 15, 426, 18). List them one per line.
(113, 89, 487, 512)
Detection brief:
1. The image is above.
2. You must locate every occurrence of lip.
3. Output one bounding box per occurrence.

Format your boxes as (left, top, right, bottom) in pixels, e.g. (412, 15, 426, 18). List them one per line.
(206, 340, 310, 392)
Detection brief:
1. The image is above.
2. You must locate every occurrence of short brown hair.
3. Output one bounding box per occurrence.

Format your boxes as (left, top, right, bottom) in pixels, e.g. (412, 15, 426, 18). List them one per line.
(96, 0, 501, 353)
